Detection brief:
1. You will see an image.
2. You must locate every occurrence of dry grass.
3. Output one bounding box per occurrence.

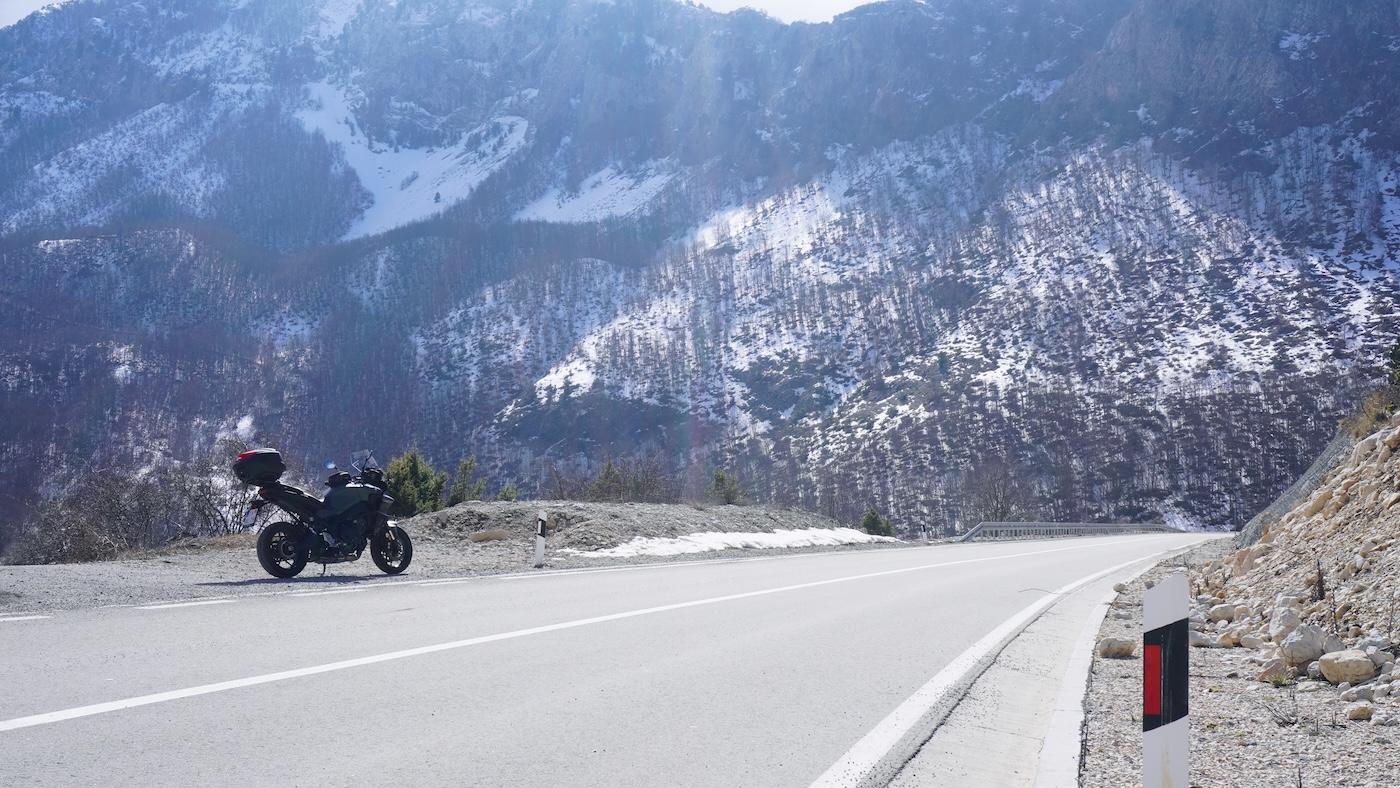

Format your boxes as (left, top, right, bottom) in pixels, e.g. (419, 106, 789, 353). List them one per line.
(119, 533, 255, 559)
(1340, 387, 1399, 438)
(468, 529, 511, 543)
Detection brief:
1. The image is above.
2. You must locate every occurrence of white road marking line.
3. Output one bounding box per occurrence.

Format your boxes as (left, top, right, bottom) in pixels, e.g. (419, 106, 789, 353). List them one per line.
(288, 589, 364, 597)
(807, 542, 1192, 788)
(0, 615, 51, 623)
(0, 538, 1167, 733)
(135, 600, 234, 610)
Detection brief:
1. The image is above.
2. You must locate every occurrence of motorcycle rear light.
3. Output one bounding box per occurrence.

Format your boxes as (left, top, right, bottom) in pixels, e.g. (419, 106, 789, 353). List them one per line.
(237, 450, 257, 460)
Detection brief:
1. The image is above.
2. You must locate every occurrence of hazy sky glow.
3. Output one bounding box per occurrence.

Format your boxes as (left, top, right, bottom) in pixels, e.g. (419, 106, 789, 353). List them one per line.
(696, 1, 874, 23)
(0, 0, 57, 29)
(0, 1, 877, 30)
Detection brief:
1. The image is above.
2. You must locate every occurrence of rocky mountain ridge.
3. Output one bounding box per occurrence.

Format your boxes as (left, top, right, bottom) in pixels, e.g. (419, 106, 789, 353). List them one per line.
(1, 0, 1398, 540)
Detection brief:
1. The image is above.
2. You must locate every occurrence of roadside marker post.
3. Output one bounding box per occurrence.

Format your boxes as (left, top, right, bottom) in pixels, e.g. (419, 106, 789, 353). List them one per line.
(534, 512, 548, 569)
(1143, 571, 1189, 788)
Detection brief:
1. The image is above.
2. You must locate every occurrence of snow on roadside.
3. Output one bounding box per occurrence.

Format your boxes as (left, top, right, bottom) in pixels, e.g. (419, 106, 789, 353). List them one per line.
(562, 527, 900, 558)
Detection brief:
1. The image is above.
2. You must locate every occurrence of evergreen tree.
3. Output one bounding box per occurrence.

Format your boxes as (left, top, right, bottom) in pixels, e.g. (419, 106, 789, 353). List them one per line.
(861, 509, 895, 537)
(712, 468, 741, 505)
(588, 460, 624, 502)
(496, 482, 520, 502)
(385, 448, 446, 517)
(446, 456, 487, 506)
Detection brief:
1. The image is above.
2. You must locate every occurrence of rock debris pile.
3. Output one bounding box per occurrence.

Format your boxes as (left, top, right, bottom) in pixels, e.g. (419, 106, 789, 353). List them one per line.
(1190, 413, 1400, 726)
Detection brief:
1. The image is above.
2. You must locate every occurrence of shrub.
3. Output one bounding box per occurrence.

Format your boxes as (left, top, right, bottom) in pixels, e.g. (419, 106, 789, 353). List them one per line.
(496, 482, 520, 502)
(861, 509, 895, 537)
(385, 448, 446, 517)
(6, 451, 250, 564)
(542, 455, 681, 504)
(712, 468, 742, 505)
(446, 456, 488, 506)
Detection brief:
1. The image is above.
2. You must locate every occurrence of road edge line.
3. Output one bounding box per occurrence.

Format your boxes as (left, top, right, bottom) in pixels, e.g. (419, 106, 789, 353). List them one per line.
(807, 539, 1199, 788)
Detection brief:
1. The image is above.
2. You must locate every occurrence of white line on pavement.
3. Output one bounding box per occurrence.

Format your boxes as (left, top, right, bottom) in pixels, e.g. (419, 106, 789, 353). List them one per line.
(135, 600, 235, 610)
(289, 589, 365, 597)
(808, 542, 1185, 788)
(0, 615, 51, 623)
(0, 538, 1159, 734)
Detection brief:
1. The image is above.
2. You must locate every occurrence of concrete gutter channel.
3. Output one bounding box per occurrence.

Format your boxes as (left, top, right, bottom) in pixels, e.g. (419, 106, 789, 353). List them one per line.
(858, 540, 1213, 788)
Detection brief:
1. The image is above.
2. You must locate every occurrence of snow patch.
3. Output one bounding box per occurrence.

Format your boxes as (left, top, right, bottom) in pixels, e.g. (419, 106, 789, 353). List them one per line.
(297, 81, 528, 240)
(314, 0, 362, 38)
(516, 162, 674, 224)
(562, 527, 901, 558)
(1279, 32, 1323, 61)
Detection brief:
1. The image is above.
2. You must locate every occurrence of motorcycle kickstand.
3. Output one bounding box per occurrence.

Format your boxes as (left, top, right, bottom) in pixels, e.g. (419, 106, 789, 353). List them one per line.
(320, 564, 326, 577)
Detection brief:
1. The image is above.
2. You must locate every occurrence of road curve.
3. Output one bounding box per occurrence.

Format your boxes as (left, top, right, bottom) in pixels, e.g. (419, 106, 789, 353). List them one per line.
(0, 534, 1212, 786)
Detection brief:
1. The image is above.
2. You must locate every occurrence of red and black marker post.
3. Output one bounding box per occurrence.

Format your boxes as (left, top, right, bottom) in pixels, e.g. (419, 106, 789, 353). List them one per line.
(534, 511, 548, 568)
(1142, 571, 1189, 787)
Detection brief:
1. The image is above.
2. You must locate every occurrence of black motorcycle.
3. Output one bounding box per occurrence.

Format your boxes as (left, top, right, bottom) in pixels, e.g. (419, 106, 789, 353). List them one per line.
(234, 448, 413, 578)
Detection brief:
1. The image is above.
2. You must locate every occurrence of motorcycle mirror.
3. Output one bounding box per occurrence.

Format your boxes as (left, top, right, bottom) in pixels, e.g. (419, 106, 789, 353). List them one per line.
(325, 460, 337, 470)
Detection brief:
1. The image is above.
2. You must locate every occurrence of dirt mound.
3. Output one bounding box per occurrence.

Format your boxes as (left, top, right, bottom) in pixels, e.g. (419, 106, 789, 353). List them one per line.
(404, 501, 854, 551)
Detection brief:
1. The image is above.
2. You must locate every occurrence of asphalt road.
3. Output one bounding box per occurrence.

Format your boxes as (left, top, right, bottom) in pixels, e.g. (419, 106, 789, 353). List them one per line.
(0, 534, 1212, 787)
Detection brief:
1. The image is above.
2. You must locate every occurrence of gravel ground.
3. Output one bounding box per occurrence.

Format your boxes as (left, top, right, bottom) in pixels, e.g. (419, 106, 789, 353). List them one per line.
(0, 501, 910, 612)
(1081, 539, 1400, 787)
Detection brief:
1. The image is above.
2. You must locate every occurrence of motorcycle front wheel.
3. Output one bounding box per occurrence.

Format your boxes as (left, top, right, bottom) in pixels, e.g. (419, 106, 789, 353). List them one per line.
(370, 525, 413, 575)
(257, 522, 310, 578)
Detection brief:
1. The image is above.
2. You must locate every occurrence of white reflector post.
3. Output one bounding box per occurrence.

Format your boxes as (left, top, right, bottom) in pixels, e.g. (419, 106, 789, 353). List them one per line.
(1143, 570, 1189, 788)
(534, 512, 547, 569)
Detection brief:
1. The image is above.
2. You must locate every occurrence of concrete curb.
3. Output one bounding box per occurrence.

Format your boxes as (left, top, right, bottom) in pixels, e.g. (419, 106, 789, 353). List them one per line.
(1032, 544, 1201, 787)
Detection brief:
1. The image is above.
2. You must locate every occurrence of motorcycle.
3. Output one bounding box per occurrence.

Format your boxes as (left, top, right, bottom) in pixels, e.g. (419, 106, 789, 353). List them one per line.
(234, 448, 413, 578)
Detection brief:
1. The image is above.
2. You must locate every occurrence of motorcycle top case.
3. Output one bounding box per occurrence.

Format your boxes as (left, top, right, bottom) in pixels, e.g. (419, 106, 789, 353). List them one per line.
(232, 448, 287, 485)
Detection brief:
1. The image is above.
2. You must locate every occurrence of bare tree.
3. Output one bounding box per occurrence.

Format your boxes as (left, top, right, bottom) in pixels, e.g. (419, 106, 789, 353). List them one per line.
(957, 460, 1037, 530)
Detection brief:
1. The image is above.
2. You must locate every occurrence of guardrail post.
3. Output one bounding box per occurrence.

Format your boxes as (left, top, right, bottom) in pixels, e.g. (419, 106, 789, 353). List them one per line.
(1143, 571, 1189, 787)
(534, 512, 548, 569)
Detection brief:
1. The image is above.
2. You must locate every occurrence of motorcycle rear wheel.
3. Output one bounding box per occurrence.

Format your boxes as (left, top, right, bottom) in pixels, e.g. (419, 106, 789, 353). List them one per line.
(370, 525, 413, 575)
(257, 522, 309, 578)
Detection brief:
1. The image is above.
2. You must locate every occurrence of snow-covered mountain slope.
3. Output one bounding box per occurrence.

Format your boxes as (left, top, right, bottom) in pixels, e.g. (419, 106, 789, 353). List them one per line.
(1, 0, 1398, 542)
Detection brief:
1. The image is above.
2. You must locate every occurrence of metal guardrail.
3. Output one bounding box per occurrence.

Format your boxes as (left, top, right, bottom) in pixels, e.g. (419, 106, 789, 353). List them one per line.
(959, 521, 1180, 542)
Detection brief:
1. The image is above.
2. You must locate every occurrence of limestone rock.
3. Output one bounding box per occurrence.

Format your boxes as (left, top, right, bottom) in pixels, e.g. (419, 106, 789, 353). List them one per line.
(1256, 658, 1289, 683)
(1279, 624, 1328, 666)
(1268, 607, 1301, 641)
(1208, 603, 1237, 622)
(1320, 650, 1378, 685)
(1097, 637, 1135, 659)
(1345, 702, 1374, 721)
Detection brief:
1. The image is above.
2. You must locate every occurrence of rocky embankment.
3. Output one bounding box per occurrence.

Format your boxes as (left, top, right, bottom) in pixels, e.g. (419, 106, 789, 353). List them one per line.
(1197, 415, 1400, 722)
(1082, 413, 1400, 786)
